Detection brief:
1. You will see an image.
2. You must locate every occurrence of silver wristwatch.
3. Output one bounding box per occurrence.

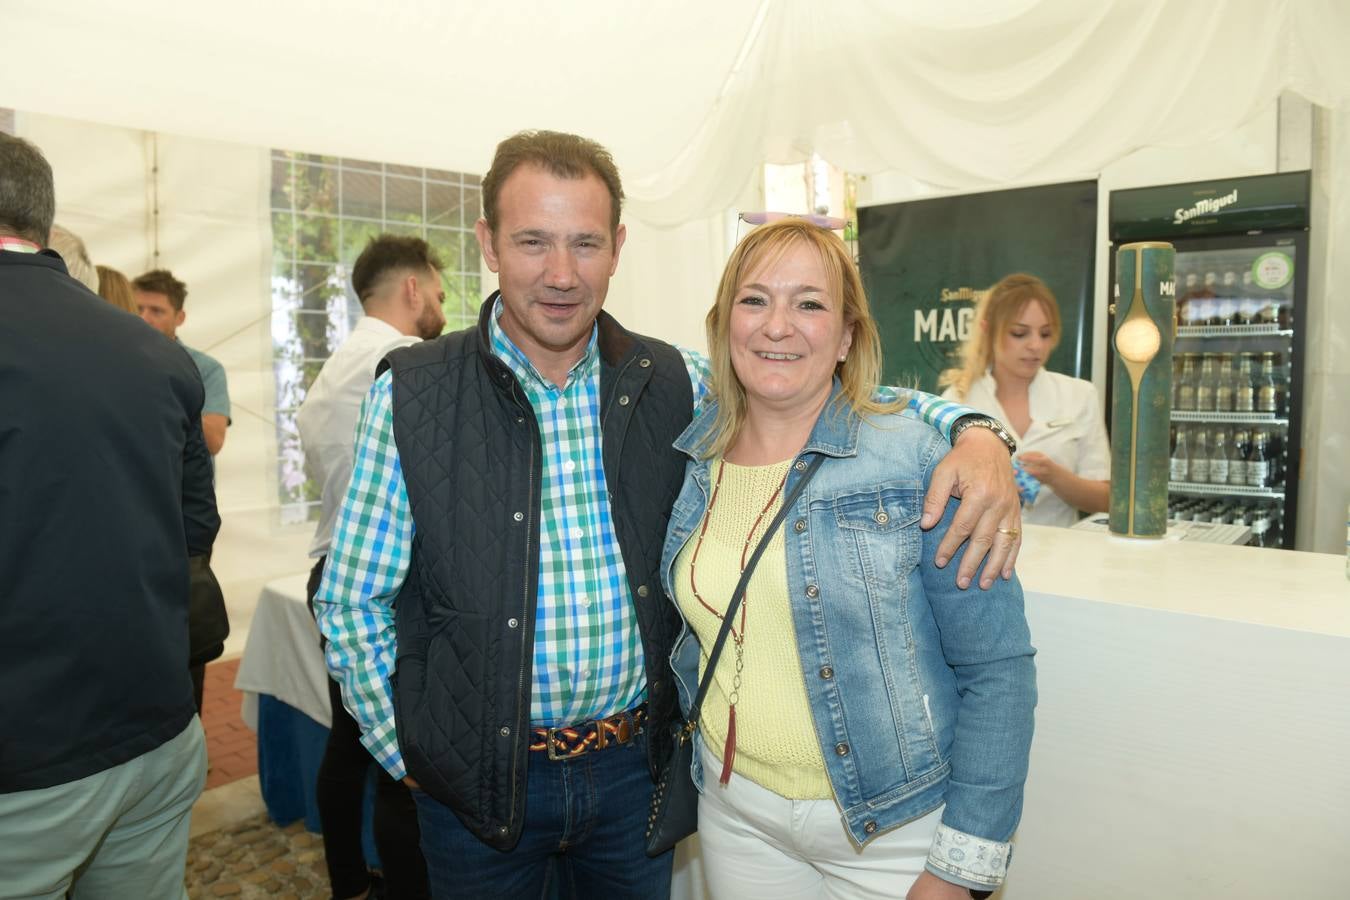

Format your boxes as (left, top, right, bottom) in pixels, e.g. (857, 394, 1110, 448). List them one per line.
(950, 415, 1017, 455)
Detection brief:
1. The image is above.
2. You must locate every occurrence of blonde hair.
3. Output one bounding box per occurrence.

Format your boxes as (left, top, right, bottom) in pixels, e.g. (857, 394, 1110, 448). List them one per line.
(96, 265, 138, 314)
(939, 272, 1062, 399)
(700, 218, 899, 458)
(48, 224, 98, 292)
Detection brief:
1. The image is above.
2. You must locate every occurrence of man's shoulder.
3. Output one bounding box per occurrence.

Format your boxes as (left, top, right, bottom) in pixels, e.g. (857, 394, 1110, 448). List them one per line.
(181, 343, 224, 377)
(383, 326, 478, 375)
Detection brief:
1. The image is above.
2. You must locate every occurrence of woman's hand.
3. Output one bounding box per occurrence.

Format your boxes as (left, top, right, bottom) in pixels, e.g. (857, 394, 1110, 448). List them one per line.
(923, 426, 1021, 589)
(907, 870, 977, 900)
(1015, 450, 1063, 487)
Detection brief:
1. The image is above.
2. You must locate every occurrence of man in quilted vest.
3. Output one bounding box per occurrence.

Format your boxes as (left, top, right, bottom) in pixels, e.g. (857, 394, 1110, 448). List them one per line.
(313, 130, 1023, 899)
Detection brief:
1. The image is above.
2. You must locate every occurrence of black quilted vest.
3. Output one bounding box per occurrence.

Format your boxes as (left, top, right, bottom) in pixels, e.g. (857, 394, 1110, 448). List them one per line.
(381, 295, 691, 850)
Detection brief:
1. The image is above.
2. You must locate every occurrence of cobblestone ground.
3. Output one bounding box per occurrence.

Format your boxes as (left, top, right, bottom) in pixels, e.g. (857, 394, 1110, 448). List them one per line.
(186, 814, 328, 899)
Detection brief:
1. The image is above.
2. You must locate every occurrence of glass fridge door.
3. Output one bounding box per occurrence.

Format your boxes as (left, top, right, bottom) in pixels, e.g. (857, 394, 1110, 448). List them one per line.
(1166, 234, 1304, 549)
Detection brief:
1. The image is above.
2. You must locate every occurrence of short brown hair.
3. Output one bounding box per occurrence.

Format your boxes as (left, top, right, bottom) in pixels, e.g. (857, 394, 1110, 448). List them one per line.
(132, 269, 188, 311)
(480, 131, 624, 236)
(351, 234, 443, 303)
(96, 265, 138, 314)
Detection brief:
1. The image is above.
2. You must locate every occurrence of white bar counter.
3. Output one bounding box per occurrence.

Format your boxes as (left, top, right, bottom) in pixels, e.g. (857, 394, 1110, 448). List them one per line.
(1004, 524, 1349, 898)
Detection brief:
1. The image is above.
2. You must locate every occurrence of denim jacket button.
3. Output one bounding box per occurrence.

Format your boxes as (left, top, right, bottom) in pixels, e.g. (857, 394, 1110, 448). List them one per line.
(794, 459, 808, 472)
(874, 510, 889, 524)
(819, 666, 834, 679)
(805, 585, 819, 598)
(864, 820, 878, 834)
(793, 518, 806, 533)
(834, 742, 850, 756)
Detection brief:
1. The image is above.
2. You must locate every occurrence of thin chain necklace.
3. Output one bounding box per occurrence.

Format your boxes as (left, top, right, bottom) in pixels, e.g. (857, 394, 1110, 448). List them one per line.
(687, 457, 788, 784)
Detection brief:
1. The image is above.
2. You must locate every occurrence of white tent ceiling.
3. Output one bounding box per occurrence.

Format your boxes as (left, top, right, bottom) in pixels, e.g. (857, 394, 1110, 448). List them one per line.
(3, 0, 1349, 225)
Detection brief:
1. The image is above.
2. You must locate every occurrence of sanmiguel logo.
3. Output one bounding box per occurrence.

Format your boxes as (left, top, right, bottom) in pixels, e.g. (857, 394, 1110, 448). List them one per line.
(1173, 190, 1238, 225)
(914, 286, 986, 341)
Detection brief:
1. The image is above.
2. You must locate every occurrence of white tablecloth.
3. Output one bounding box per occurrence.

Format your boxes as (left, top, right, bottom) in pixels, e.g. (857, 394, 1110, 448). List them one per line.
(233, 572, 331, 730)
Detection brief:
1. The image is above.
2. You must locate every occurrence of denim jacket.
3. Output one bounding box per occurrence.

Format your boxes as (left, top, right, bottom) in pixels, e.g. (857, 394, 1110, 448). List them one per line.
(660, 386, 1037, 890)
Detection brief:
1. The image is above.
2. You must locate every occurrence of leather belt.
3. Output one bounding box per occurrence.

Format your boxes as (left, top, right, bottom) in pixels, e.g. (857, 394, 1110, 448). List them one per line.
(529, 703, 647, 761)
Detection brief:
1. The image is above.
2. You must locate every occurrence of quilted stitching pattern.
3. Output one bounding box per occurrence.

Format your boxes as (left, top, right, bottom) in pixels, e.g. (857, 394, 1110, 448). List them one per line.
(384, 306, 692, 848)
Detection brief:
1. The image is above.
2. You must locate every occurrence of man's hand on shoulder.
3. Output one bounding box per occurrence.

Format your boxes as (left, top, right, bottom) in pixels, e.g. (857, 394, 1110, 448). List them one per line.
(922, 425, 1021, 590)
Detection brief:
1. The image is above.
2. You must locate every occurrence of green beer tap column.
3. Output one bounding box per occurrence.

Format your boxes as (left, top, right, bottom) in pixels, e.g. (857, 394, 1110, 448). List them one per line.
(1109, 241, 1175, 537)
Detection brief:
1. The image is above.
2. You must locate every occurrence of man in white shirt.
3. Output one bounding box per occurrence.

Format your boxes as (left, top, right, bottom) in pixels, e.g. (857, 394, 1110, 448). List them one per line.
(295, 234, 445, 900)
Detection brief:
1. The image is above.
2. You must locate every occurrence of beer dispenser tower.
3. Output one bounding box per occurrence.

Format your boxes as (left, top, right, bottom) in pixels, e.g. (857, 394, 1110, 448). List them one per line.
(1109, 241, 1176, 537)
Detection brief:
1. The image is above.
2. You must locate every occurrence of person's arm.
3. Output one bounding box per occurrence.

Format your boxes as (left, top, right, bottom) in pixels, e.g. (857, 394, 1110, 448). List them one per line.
(313, 372, 414, 780)
(890, 388, 1022, 590)
(201, 413, 228, 456)
(1019, 379, 1111, 515)
(686, 348, 1020, 588)
(199, 359, 231, 455)
(181, 414, 220, 556)
(1018, 451, 1108, 514)
(913, 481, 1037, 895)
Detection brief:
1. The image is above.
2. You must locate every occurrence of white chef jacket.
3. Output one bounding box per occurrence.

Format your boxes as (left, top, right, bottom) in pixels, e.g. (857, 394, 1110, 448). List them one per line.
(296, 316, 420, 557)
(943, 369, 1110, 528)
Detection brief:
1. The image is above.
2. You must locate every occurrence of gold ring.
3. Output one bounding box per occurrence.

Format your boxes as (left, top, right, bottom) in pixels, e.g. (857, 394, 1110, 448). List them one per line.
(997, 527, 1021, 537)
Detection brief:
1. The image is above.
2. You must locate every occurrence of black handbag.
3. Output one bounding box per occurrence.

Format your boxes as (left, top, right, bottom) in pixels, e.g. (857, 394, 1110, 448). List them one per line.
(187, 554, 229, 667)
(645, 454, 825, 856)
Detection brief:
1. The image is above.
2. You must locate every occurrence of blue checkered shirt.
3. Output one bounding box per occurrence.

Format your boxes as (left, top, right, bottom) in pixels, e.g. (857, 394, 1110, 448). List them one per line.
(314, 300, 977, 778)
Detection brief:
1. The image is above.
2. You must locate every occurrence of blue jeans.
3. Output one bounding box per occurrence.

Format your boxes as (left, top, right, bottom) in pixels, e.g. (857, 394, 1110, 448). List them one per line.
(413, 731, 673, 900)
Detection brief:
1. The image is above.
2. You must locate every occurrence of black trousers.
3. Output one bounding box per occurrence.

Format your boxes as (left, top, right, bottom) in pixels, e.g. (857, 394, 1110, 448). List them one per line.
(308, 558, 428, 899)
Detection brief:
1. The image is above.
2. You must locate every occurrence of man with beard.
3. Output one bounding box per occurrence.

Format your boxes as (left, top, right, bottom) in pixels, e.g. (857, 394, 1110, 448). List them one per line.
(295, 234, 445, 900)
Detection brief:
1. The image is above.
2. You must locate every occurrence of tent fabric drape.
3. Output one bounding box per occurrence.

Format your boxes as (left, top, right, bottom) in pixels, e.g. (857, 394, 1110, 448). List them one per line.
(626, 0, 1350, 223)
(3, 1, 1347, 225)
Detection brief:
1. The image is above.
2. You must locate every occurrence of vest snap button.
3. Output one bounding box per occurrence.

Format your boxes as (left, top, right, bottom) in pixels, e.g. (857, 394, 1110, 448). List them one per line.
(618, 395, 630, 406)
(639, 358, 651, 368)
(513, 511, 524, 522)
(637, 585, 649, 598)
(507, 618, 518, 629)
(499, 726, 510, 737)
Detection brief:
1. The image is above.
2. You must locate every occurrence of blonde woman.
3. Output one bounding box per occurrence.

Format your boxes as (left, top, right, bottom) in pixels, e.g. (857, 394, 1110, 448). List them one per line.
(96, 265, 139, 314)
(661, 220, 1035, 899)
(941, 274, 1109, 527)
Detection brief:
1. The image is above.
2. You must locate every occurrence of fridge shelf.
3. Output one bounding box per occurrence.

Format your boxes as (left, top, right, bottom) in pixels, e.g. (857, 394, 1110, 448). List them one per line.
(1169, 481, 1284, 499)
(1176, 324, 1292, 339)
(1171, 411, 1288, 425)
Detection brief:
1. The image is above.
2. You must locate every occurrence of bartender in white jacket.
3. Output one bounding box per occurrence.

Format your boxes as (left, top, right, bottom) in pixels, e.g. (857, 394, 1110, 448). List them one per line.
(941, 273, 1109, 528)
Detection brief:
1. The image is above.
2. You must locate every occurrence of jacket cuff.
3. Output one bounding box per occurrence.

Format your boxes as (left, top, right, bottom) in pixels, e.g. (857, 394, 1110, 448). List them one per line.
(925, 823, 1011, 889)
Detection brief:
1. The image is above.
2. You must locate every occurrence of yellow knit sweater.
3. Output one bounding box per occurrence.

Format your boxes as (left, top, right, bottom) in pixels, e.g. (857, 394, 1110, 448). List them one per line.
(671, 458, 831, 799)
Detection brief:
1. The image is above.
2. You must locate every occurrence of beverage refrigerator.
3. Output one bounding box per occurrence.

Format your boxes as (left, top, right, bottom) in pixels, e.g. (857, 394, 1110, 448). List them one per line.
(1107, 172, 1310, 549)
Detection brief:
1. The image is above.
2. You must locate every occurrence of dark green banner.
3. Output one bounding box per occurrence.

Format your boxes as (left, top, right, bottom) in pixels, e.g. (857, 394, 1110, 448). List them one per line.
(859, 181, 1098, 394)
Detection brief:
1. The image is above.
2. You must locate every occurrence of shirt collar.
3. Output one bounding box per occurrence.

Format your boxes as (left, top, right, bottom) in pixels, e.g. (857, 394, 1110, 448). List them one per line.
(487, 295, 598, 390)
(352, 315, 407, 340)
(0, 236, 42, 253)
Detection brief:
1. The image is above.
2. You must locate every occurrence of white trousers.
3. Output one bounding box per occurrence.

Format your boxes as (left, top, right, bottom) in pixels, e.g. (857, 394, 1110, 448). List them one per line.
(696, 743, 942, 900)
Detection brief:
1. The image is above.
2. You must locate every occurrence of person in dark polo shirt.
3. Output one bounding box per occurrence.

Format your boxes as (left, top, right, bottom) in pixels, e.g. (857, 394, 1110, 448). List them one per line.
(0, 133, 220, 898)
